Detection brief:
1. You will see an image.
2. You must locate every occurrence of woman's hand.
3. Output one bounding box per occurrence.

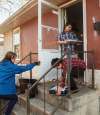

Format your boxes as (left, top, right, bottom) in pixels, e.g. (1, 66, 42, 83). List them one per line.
(33, 61, 40, 65)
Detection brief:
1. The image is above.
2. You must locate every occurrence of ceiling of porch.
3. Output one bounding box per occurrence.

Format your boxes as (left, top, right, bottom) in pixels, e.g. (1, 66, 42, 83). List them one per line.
(46, 0, 71, 6)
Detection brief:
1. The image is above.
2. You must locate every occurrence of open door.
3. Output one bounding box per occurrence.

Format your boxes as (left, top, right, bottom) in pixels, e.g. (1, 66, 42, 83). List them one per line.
(62, 1, 83, 58)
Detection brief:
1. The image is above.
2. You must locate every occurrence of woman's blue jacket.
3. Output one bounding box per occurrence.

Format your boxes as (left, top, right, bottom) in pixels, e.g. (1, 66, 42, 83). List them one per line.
(0, 59, 36, 95)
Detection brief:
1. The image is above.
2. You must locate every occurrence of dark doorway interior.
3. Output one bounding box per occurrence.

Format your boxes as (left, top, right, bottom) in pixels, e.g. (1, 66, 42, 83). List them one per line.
(67, 2, 83, 38)
(65, 1, 83, 58)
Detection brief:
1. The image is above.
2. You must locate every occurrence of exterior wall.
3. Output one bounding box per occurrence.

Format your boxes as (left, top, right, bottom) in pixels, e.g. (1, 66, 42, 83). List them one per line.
(42, 12, 58, 49)
(18, 4, 58, 57)
(86, 0, 100, 69)
(19, 12, 60, 79)
(20, 18, 38, 63)
(86, 0, 100, 90)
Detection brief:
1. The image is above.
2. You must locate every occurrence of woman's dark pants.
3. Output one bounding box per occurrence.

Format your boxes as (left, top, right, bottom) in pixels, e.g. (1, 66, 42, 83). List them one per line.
(0, 94, 18, 115)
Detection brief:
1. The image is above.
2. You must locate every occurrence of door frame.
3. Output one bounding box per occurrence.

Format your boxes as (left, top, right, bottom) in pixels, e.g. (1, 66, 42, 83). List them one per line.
(58, 0, 87, 52)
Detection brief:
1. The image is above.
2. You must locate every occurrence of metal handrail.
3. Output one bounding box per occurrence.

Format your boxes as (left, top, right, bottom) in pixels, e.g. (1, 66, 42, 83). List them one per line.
(26, 54, 66, 115)
(29, 54, 65, 91)
(17, 52, 38, 64)
(26, 50, 95, 115)
(17, 52, 38, 80)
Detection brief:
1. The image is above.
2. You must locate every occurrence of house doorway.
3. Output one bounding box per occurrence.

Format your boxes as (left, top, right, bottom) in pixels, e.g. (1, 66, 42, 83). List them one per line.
(62, 1, 83, 58)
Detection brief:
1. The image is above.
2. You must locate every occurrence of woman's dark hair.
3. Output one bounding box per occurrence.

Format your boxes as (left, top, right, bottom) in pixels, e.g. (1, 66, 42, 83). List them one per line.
(2, 51, 17, 62)
(51, 58, 63, 67)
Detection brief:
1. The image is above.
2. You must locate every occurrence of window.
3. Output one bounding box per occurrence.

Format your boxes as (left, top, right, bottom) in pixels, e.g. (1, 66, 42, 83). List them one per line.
(13, 28, 20, 59)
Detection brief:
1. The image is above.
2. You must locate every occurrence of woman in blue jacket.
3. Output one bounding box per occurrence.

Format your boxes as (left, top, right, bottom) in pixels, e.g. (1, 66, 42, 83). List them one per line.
(0, 51, 39, 115)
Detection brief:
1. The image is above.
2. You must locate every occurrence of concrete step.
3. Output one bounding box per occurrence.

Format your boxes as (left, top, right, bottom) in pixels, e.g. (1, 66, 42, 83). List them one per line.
(16, 91, 99, 115)
(18, 95, 67, 115)
(12, 104, 35, 115)
(37, 83, 99, 111)
(30, 98, 66, 115)
(12, 104, 28, 115)
(37, 85, 69, 110)
(17, 82, 99, 115)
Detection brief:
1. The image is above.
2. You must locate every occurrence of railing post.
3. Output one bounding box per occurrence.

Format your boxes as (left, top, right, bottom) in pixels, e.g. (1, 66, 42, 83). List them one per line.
(29, 52, 32, 79)
(26, 89, 30, 115)
(99, 96, 100, 113)
(26, 52, 32, 115)
(91, 52, 95, 89)
(67, 46, 71, 97)
(43, 77, 46, 115)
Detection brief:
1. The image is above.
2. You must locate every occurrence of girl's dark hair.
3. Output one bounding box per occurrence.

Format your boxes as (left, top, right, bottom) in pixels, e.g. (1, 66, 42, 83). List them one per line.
(51, 58, 63, 67)
(2, 51, 17, 62)
(63, 23, 72, 32)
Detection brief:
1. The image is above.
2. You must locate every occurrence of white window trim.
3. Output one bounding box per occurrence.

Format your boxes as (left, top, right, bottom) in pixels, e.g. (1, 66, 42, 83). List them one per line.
(59, 0, 80, 8)
(12, 27, 20, 60)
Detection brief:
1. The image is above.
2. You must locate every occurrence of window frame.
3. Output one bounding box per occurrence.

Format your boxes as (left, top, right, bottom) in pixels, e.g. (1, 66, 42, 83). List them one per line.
(12, 27, 20, 60)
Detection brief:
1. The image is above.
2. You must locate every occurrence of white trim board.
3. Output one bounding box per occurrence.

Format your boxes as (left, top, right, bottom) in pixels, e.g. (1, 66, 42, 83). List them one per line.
(83, 0, 88, 66)
(38, 0, 42, 51)
(41, 0, 58, 9)
(59, 0, 81, 8)
(83, 0, 87, 51)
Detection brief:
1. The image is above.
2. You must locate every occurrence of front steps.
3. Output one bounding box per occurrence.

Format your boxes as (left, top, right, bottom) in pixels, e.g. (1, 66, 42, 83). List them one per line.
(13, 95, 66, 115)
(12, 83, 99, 115)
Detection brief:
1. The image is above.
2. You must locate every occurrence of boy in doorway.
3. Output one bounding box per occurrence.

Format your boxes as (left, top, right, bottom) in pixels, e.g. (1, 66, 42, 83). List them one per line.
(57, 23, 79, 55)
